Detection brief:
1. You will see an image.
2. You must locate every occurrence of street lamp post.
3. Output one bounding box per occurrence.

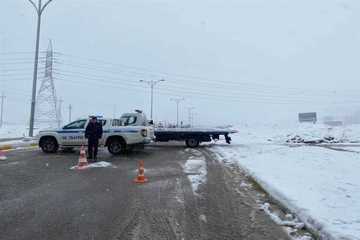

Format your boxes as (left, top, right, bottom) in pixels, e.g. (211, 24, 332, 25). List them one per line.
(27, 0, 55, 137)
(170, 97, 185, 128)
(139, 79, 165, 120)
(187, 107, 195, 127)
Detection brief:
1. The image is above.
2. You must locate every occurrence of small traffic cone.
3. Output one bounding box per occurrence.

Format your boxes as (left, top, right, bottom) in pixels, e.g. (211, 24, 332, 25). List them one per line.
(0, 150, 7, 160)
(76, 146, 88, 170)
(134, 160, 148, 184)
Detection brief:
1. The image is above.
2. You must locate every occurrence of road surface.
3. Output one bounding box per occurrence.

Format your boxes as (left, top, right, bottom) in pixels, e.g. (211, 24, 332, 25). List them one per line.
(0, 143, 291, 240)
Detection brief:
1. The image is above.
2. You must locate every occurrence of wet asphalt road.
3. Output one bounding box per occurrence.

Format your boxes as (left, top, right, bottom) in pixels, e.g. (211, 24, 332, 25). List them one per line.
(0, 143, 290, 240)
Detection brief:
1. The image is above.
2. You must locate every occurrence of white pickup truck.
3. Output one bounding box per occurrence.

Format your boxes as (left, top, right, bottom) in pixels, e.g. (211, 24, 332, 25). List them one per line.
(37, 111, 154, 155)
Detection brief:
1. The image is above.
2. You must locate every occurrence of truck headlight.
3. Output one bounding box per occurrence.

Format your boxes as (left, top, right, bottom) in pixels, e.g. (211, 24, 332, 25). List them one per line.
(141, 129, 147, 137)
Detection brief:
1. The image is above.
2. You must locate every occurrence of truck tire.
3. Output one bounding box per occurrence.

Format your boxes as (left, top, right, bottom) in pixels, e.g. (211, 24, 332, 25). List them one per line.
(39, 137, 59, 153)
(185, 138, 200, 148)
(107, 138, 126, 155)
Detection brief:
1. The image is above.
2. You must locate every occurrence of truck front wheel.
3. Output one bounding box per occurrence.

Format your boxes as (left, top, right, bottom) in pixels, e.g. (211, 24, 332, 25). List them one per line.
(39, 137, 59, 153)
(107, 138, 126, 155)
(185, 139, 200, 148)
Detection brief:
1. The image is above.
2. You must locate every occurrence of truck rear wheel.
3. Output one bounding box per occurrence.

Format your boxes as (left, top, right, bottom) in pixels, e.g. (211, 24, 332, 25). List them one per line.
(107, 138, 126, 155)
(185, 139, 200, 148)
(40, 137, 59, 153)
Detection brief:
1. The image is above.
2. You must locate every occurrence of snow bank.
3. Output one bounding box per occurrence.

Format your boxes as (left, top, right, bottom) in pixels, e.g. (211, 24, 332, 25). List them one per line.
(0, 138, 37, 150)
(232, 123, 360, 144)
(211, 125, 360, 239)
(260, 202, 305, 230)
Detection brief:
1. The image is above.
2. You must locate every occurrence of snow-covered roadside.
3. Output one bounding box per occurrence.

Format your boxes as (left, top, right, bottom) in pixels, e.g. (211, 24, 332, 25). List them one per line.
(0, 124, 42, 139)
(0, 125, 29, 139)
(183, 148, 207, 195)
(0, 138, 37, 150)
(211, 129, 360, 240)
(231, 123, 360, 145)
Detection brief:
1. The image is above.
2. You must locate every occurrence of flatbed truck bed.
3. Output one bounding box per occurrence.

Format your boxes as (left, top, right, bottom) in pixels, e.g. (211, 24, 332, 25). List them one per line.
(154, 128, 237, 148)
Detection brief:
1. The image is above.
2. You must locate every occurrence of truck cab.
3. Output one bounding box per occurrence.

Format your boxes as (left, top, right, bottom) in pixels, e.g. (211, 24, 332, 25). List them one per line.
(119, 110, 150, 127)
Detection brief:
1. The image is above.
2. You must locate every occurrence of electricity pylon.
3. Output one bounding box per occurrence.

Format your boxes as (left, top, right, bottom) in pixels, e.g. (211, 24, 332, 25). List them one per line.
(35, 40, 60, 128)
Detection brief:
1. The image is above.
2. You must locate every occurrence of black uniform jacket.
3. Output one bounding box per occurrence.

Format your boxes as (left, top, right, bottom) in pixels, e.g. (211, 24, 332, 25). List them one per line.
(85, 122, 103, 140)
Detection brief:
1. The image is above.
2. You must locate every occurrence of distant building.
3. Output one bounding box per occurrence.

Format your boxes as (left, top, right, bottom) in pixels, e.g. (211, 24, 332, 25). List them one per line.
(298, 112, 317, 123)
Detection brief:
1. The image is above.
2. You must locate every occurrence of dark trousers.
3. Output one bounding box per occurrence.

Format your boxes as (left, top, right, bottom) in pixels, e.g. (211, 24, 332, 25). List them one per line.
(88, 138, 99, 159)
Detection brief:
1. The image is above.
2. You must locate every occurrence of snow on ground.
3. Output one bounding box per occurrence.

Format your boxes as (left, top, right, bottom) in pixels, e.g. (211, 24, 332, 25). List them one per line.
(0, 124, 28, 139)
(236, 123, 360, 144)
(183, 148, 207, 194)
(0, 138, 36, 150)
(211, 124, 360, 240)
(70, 161, 115, 170)
(260, 202, 305, 230)
(0, 124, 41, 139)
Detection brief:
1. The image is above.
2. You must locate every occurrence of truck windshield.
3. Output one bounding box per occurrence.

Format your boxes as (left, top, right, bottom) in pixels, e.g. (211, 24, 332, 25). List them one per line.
(63, 120, 87, 129)
(120, 116, 137, 126)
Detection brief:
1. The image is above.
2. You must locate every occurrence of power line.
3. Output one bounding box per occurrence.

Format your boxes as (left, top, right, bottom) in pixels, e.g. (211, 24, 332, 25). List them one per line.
(50, 54, 360, 98)
(8, 51, 341, 101)
(0, 51, 48, 55)
(54, 52, 357, 96)
(0, 92, 5, 127)
(0, 68, 45, 73)
(47, 72, 360, 106)
(50, 71, 360, 105)
(0, 87, 31, 97)
(7, 73, 348, 109)
(3, 49, 360, 117)
(0, 59, 47, 62)
(49, 69, 315, 101)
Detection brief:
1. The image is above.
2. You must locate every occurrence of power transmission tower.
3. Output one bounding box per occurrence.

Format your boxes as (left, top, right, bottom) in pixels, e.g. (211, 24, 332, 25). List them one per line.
(0, 93, 5, 128)
(170, 97, 184, 128)
(27, 0, 55, 137)
(35, 40, 60, 128)
(68, 104, 72, 123)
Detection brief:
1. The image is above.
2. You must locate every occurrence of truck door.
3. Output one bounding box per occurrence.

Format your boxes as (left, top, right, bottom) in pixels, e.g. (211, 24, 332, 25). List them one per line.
(98, 119, 108, 146)
(61, 119, 87, 146)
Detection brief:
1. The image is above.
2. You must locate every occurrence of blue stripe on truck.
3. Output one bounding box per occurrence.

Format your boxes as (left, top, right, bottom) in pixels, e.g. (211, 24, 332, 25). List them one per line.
(56, 129, 139, 134)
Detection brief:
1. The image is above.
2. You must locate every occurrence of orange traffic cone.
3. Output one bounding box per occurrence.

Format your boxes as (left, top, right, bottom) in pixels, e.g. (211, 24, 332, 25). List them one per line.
(134, 160, 148, 184)
(0, 150, 7, 160)
(76, 146, 88, 170)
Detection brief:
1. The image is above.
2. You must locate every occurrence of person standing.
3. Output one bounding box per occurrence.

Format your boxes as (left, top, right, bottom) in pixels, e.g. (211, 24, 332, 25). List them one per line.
(85, 116, 103, 161)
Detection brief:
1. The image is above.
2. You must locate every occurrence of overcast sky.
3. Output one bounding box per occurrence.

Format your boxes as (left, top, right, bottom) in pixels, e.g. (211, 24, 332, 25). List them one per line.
(1, 0, 360, 126)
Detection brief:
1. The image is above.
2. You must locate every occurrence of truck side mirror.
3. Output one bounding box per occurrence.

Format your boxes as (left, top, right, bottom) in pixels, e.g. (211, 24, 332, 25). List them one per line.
(148, 120, 154, 125)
